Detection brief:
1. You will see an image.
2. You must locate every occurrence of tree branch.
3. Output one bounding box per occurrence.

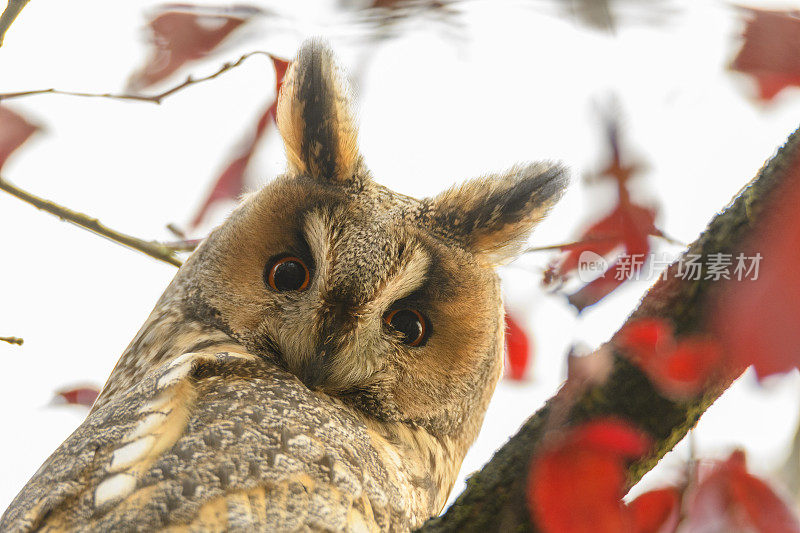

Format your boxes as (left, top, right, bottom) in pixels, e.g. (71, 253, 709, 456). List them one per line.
(522, 240, 593, 253)
(0, 51, 274, 104)
(523, 233, 684, 254)
(420, 126, 800, 532)
(162, 239, 200, 252)
(0, 0, 29, 47)
(0, 175, 183, 267)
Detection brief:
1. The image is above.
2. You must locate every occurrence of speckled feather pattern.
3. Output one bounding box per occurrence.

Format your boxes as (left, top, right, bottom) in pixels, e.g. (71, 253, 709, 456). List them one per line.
(2, 352, 422, 531)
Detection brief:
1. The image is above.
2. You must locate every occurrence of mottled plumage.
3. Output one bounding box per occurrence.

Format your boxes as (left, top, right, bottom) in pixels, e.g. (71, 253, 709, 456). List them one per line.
(1, 40, 567, 531)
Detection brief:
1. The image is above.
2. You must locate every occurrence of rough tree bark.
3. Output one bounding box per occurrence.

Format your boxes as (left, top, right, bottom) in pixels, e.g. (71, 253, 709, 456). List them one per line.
(419, 126, 800, 532)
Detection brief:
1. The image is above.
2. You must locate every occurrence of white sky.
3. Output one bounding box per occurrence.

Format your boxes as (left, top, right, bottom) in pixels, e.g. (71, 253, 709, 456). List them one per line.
(1, 0, 800, 513)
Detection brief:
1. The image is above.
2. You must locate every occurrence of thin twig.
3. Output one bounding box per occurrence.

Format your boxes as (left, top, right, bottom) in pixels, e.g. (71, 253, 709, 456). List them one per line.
(687, 429, 697, 484)
(0, 51, 275, 104)
(162, 239, 200, 252)
(165, 223, 187, 239)
(523, 240, 593, 253)
(657, 230, 686, 247)
(0, 0, 30, 47)
(523, 232, 686, 254)
(0, 336, 23, 345)
(0, 175, 183, 267)
(523, 236, 616, 253)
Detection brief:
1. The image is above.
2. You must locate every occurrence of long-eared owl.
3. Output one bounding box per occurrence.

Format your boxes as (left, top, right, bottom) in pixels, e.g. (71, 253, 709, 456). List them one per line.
(1, 39, 567, 531)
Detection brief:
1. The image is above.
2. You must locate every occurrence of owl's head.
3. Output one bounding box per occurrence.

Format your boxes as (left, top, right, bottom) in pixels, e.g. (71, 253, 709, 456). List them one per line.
(178, 40, 567, 449)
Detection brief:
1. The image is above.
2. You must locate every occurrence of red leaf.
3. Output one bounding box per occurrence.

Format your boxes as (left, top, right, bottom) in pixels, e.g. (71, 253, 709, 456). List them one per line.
(570, 419, 653, 458)
(546, 118, 661, 310)
(533, 448, 629, 533)
(189, 56, 289, 229)
(731, 9, 800, 102)
(683, 450, 800, 533)
(53, 386, 100, 407)
(565, 258, 630, 311)
(128, 5, 260, 90)
(617, 318, 674, 358)
(617, 319, 722, 399)
(663, 340, 721, 387)
(528, 419, 652, 533)
(710, 146, 800, 380)
(628, 488, 681, 533)
(0, 106, 38, 171)
(505, 314, 531, 381)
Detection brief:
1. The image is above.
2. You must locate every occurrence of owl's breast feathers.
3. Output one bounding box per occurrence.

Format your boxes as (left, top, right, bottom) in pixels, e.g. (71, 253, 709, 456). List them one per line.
(1, 351, 451, 531)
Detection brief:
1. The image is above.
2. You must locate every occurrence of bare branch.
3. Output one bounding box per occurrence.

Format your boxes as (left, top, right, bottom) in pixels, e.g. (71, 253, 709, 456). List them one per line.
(162, 239, 200, 252)
(0, 175, 183, 267)
(0, 336, 23, 345)
(0, 51, 276, 104)
(523, 240, 595, 253)
(523, 233, 685, 255)
(0, 0, 30, 47)
(165, 223, 187, 239)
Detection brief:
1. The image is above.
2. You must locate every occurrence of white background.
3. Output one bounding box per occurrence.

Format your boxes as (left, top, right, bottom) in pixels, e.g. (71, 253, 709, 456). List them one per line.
(1, 0, 800, 513)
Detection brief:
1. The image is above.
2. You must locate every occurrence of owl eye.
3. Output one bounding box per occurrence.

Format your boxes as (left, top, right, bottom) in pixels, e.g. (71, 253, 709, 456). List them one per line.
(383, 309, 428, 347)
(266, 256, 310, 292)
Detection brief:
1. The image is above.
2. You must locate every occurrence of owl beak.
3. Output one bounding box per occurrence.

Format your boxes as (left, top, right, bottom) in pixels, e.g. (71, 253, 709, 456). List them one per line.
(299, 348, 331, 390)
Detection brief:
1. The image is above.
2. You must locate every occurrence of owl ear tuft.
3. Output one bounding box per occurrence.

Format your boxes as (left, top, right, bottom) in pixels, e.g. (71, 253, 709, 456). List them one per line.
(277, 39, 361, 184)
(430, 163, 568, 265)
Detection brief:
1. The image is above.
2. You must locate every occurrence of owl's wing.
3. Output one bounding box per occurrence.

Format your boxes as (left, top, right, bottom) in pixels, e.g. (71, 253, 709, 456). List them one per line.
(1, 351, 410, 532)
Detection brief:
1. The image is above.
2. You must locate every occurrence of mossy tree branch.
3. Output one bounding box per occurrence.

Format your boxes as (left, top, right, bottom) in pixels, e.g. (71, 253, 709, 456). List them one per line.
(420, 127, 800, 532)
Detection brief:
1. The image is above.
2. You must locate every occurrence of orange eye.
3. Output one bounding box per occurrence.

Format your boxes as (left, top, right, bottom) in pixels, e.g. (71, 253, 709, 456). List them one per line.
(266, 256, 310, 292)
(383, 309, 428, 347)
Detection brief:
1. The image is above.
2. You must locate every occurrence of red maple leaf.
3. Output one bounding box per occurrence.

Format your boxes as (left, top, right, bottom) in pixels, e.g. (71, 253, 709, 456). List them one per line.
(504, 314, 532, 381)
(0, 106, 38, 171)
(616, 318, 722, 399)
(682, 450, 800, 533)
(546, 117, 662, 311)
(189, 55, 289, 229)
(53, 386, 100, 408)
(564, 197, 658, 311)
(127, 5, 261, 91)
(731, 8, 800, 102)
(627, 488, 681, 533)
(710, 146, 800, 380)
(528, 419, 652, 533)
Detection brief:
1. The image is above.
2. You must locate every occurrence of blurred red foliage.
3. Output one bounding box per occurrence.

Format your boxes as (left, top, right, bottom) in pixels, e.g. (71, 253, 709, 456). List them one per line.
(617, 318, 722, 399)
(529, 422, 799, 532)
(505, 314, 532, 381)
(545, 118, 663, 311)
(53, 387, 100, 408)
(128, 5, 260, 90)
(711, 147, 800, 380)
(731, 8, 800, 102)
(627, 488, 681, 533)
(0, 106, 38, 171)
(528, 419, 652, 533)
(682, 450, 800, 533)
(189, 56, 289, 229)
